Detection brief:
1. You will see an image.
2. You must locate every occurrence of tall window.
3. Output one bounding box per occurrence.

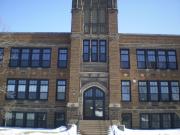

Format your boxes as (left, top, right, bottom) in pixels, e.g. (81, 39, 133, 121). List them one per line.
(99, 40, 106, 62)
(138, 81, 148, 101)
(58, 48, 68, 68)
(0, 48, 4, 64)
(120, 49, 130, 69)
(83, 39, 107, 62)
(157, 50, 167, 69)
(162, 114, 171, 129)
(147, 50, 156, 69)
(91, 40, 98, 62)
(149, 81, 158, 101)
(137, 50, 146, 69)
(160, 81, 169, 101)
(56, 80, 66, 101)
(28, 80, 38, 100)
(26, 113, 35, 128)
(151, 114, 160, 129)
(121, 81, 131, 102)
(171, 81, 180, 101)
(83, 40, 90, 62)
(9, 48, 51, 68)
(167, 50, 177, 69)
(37, 113, 47, 128)
(140, 114, 149, 129)
(122, 113, 132, 128)
(6, 79, 49, 100)
(55, 112, 66, 128)
(17, 80, 27, 99)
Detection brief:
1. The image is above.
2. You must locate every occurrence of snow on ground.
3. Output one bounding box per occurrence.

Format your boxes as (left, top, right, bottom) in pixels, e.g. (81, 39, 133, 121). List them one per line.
(109, 125, 180, 135)
(0, 125, 77, 135)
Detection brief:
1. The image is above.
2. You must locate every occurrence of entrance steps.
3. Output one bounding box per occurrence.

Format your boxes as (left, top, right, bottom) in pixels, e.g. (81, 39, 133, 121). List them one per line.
(78, 120, 111, 135)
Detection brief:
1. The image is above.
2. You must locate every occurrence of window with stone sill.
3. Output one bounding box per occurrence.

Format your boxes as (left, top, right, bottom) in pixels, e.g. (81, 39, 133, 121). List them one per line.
(121, 80, 131, 102)
(9, 48, 51, 68)
(83, 39, 107, 62)
(6, 79, 49, 100)
(56, 80, 67, 101)
(136, 49, 178, 70)
(140, 113, 179, 129)
(58, 48, 68, 68)
(120, 49, 130, 69)
(4, 112, 47, 128)
(138, 80, 180, 102)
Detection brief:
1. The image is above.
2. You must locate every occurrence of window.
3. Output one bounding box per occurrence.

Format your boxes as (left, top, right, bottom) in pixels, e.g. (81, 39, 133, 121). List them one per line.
(17, 80, 26, 99)
(83, 40, 90, 62)
(4, 112, 13, 127)
(83, 39, 107, 62)
(157, 50, 167, 69)
(91, 40, 98, 62)
(28, 80, 38, 100)
(160, 81, 169, 101)
(139, 80, 180, 102)
(121, 81, 131, 101)
(122, 113, 132, 128)
(58, 48, 68, 68)
(136, 49, 178, 70)
(26, 113, 35, 128)
(57, 80, 66, 101)
(140, 114, 149, 129)
(147, 50, 156, 69)
(167, 50, 177, 69)
(149, 81, 158, 101)
(4, 112, 47, 128)
(20, 49, 30, 67)
(0, 48, 4, 64)
(39, 80, 48, 100)
(37, 113, 47, 128)
(137, 50, 146, 69)
(15, 113, 24, 127)
(162, 114, 171, 129)
(120, 49, 130, 69)
(9, 48, 51, 68)
(140, 113, 177, 129)
(138, 81, 148, 101)
(55, 112, 65, 128)
(7, 80, 16, 99)
(171, 81, 180, 101)
(6, 79, 49, 100)
(99, 40, 106, 62)
(151, 114, 160, 129)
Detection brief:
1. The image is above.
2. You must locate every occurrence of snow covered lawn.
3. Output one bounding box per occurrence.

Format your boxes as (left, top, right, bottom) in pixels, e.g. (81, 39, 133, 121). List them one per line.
(109, 125, 180, 135)
(0, 125, 77, 135)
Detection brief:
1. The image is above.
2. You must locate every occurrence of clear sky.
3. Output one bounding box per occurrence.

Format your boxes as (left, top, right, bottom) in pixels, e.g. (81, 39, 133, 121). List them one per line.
(0, 0, 180, 34)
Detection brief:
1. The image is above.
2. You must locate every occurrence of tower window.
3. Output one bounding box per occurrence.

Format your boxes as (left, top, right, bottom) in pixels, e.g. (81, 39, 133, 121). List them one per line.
(83, 39, 107, 62)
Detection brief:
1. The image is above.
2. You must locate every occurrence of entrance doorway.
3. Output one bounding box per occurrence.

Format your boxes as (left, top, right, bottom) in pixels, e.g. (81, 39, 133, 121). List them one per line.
(83, 87, 105, 120)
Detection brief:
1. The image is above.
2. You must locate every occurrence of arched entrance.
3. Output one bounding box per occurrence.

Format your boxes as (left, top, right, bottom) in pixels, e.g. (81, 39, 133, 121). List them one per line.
(83, 87, 105, 120)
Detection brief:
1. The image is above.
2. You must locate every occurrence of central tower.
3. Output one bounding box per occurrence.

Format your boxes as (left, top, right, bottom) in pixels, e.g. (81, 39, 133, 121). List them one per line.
(68, 0, 120, 122)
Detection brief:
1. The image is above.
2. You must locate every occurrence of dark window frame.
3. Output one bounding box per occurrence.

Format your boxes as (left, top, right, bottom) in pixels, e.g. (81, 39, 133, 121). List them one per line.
(138, 81, 148, 102)
(4, 112, 47, 128)
(54, 112, 66, 128)
(120, 49, 130, 69)
(0, 48, 4, 64)
(6, 79, 49, 101)
(167, 50, 178, 70)
(9, 48, 51, 68)
(122, 113, 132, 128)
(58, 48, 68, 68)
(56, 80, 67, 101)
(121, 80, 131, 102)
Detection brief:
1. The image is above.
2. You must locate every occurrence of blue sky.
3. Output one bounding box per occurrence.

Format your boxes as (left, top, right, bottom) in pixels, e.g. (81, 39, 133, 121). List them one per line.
(0, 0, 180, 34)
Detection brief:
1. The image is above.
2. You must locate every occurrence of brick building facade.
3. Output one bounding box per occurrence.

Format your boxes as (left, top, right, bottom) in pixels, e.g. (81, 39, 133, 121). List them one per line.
(0, 0, 180, 129)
